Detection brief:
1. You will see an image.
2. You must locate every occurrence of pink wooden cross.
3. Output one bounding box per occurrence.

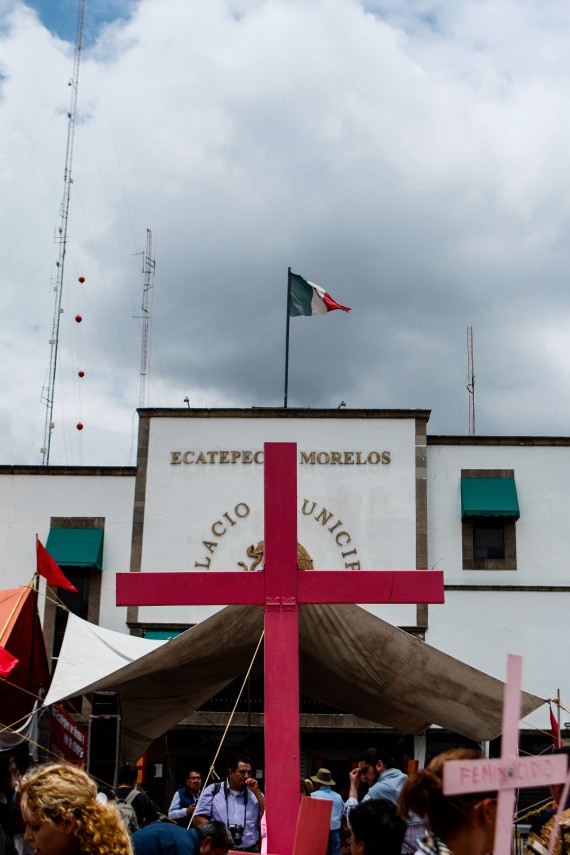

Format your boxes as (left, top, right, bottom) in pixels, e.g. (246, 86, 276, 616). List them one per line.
(443, 654, 567, 855)
(117, 442, 445, 855)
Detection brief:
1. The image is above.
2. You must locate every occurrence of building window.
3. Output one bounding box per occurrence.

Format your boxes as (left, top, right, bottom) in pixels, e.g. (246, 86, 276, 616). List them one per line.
(461, 471, 519, 570)
(473, 518, 505, 559)
(52, 569, 91, 661)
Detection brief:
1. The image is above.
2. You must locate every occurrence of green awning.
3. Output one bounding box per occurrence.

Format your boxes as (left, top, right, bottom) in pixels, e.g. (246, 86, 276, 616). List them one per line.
(461, 478, 520, 520)
(145, 630, 184, 640)
(45, 528, 104, 570)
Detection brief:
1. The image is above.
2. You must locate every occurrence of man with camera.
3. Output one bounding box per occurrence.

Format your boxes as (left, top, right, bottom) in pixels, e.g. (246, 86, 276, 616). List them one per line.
(193, 755, 265, 852)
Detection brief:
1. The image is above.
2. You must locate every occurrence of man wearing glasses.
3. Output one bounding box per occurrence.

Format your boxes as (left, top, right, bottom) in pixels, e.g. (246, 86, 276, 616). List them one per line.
(168, 770, 203, 828)
(346, 749, 406, 807)
(344, 749, 424, 855)
(194, 756, 265, 853)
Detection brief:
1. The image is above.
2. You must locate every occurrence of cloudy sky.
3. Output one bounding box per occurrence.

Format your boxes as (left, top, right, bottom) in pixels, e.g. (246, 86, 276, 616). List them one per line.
(1, 0, 570, 466)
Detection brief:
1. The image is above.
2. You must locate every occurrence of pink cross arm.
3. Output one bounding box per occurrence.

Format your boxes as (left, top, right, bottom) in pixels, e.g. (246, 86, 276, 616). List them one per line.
(116, 568, 445, 607)
(116, 571, 265, 606)
(297, 570, 444, 604)
(443, 754, 567, 794)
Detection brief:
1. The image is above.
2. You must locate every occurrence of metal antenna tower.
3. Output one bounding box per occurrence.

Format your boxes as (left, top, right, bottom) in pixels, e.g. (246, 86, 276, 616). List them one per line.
(40, 0, 86, 465)
(467, 326, 476, 435)
(138, 229, 156, 408)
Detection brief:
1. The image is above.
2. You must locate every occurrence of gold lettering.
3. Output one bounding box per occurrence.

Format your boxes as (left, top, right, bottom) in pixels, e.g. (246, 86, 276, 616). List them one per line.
(342, 549, 357, 558)
(235, 503, 250, 518)
(203, 541, 217, 554)
(335, 531, 351, 546)
(194, 558, 211, 569)
(171, 448, 390, 465)
(316, 508, 334, 527)
(345, 561, 361, 569)
(212, 521, 226, 536)
(302, 499, 317, 516)
(328, 519, 343, 534)
(223, 512, 236, 527)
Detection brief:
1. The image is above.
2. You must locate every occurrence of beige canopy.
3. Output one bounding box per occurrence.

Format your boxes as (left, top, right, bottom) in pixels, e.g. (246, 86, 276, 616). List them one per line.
(45, 603, 545, 759)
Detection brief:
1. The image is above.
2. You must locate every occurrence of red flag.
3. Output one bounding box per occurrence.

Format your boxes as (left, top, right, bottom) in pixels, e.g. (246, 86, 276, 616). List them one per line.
(0, 646, 18, 678)
(550, 704, 562, 748)
(36, 537, 78, 592)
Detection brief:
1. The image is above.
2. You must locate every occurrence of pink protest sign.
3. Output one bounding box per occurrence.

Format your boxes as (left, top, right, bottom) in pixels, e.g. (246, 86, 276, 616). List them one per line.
(444, 655, 567, 855)
(292, 796, 332, 855)
(230, 796, 332, 855)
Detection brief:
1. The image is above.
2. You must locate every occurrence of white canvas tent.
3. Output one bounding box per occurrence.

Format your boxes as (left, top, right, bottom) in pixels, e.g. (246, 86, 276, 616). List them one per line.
(45, 604, 545, 760)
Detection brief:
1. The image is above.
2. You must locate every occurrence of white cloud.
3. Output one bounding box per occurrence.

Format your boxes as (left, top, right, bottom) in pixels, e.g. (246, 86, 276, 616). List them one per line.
(1, 0, 570, 464)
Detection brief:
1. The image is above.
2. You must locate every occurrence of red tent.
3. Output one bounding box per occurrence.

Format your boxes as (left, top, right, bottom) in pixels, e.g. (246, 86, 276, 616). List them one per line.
(0, 586, 50, 728)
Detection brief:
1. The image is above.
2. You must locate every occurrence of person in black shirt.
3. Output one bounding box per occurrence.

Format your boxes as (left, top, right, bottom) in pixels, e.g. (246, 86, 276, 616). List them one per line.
(115, 766, 158, 829)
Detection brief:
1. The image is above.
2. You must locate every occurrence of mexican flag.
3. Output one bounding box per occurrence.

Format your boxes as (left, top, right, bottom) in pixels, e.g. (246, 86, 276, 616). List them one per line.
(288, 272, 351, 317)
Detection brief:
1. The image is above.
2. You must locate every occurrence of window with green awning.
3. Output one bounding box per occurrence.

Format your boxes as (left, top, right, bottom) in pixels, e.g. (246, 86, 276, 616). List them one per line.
(460, 477, 520, 520)
(45, 528, 104, 570)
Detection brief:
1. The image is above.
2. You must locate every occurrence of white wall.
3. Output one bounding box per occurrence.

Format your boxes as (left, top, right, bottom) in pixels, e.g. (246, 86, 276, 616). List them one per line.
(2, 423, 568, 734)
(427, 443, 570, 584)
(427, 443, 570, 728)
(427, 591, 565, 730)
(138, 416, 419, 626)
(0, 471, 135, 633)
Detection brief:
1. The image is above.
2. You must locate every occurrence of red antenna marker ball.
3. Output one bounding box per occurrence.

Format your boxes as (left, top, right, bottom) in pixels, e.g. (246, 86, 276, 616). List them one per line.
(76, 423, 84, 431)
(75, 314, 82, 323)
(78, 370, 85, 378)
(78, 276, 85, 283)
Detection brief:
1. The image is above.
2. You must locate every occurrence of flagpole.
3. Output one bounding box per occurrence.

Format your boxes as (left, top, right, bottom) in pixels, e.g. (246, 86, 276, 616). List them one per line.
(27, 574, 39, 692)
(284, 267, 291, 408)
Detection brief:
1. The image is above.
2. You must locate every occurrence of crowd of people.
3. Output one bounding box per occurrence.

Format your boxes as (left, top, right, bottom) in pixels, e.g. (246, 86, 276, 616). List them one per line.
(1, 747, 568, 855)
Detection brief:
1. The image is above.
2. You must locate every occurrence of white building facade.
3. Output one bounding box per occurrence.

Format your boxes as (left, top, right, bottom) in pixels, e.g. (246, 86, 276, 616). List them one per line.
(1, 409, 567, 791)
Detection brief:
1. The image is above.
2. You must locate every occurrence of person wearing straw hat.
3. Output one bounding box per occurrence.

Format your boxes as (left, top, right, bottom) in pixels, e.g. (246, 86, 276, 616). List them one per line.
(310, 769, 344, 855)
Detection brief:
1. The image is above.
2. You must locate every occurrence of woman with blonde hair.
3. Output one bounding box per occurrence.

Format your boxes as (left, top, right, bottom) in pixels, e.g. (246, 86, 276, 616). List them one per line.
(18, 763, 133, 855)
(398, 749, 497, 855)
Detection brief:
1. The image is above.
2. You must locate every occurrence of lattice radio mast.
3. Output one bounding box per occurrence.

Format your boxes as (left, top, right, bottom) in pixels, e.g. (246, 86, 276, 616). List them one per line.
(138, 229, 156, 408)
(40, 0, 86, 465)
(467, 326, 476, 436)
